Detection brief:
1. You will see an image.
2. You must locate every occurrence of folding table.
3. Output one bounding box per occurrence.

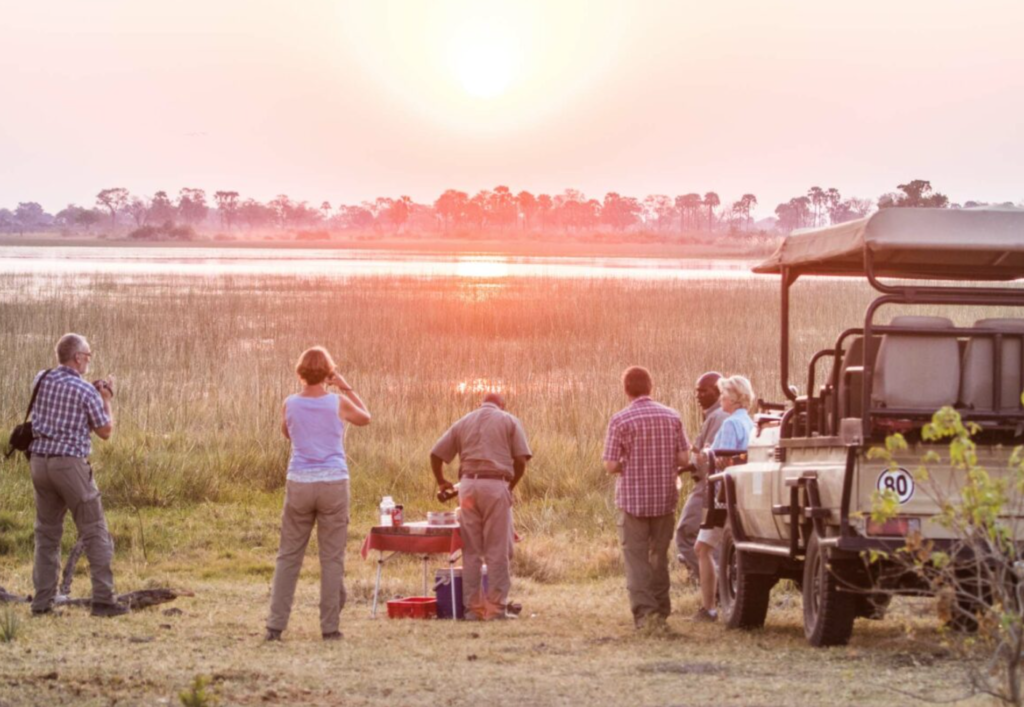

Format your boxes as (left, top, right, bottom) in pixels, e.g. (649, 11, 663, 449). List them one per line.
(360, 522, 462, 619)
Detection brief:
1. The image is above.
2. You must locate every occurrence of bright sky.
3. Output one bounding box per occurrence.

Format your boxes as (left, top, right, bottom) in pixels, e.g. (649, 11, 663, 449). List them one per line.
(1, 0, 1022, 215)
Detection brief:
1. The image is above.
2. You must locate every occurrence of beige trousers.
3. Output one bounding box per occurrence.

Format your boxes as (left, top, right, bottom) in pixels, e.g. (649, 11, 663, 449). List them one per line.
(267, 479, 350, 634)
(618, 511, 674, 625)
(30, 455, 117, 610)
(459, 477, 513, 618)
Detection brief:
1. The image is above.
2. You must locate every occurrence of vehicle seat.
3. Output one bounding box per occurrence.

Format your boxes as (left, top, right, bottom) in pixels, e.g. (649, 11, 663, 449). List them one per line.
(837, 335, 881, 420)
(960, 318, 1024, 411)
(871, 316, 959, 410)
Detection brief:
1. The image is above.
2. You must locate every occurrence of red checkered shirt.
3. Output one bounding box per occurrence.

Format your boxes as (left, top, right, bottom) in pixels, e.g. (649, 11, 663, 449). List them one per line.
(602, 396, 690, 517)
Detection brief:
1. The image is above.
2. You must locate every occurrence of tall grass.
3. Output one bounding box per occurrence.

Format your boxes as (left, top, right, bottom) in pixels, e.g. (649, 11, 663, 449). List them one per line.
(1, 270, 1001, 578)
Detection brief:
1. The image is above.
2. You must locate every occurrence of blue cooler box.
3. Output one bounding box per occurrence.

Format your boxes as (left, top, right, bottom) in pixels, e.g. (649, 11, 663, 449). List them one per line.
(434, 567, 464, 619)
(434, 567, 488, 619)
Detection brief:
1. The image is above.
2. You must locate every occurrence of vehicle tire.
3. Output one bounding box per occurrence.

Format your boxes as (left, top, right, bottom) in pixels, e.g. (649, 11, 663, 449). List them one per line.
(719, 525, 777, 630)
(802, 532, 857, 647)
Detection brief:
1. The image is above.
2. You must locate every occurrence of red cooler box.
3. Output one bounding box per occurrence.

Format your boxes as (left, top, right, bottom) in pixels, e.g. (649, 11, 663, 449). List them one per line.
(386, 596, 437, 619)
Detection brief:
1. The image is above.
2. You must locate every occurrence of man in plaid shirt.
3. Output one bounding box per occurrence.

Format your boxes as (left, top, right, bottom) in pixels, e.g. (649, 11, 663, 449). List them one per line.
(603, 366, 690, 629)
(28, 333, 126, 617)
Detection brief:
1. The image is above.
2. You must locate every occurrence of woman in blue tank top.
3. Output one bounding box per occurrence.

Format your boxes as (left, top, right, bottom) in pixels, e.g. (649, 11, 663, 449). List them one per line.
(265, 346, 371, 642)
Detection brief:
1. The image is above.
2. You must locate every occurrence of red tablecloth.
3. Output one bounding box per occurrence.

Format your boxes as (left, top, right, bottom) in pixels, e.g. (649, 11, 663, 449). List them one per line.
(360, 524, 463, 559)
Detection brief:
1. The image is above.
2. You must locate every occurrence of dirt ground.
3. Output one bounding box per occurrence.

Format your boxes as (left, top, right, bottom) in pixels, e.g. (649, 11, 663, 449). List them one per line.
(0, 571, 990, 707)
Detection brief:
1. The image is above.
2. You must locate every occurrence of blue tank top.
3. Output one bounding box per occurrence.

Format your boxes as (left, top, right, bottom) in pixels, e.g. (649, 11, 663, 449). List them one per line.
(285, 394, 348, 482)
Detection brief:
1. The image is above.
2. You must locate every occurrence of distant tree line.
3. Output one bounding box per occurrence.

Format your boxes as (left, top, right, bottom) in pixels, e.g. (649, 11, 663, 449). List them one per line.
(1, 180, 1018, 239)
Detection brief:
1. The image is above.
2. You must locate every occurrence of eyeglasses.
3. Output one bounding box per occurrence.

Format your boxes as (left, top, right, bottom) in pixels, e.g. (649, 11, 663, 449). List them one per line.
(78, 351, 93, 360)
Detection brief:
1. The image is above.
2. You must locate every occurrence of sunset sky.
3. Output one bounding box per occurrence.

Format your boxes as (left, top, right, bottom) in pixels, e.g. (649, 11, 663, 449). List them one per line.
(1, 0, 1022, 216)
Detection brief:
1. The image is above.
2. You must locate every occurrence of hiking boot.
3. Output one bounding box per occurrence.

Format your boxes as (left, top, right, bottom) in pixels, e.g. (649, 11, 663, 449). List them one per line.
(322, 631, 343, 641)
(689, 607, 717, 623)
(264, 628, 282, 642)
(506, 602, 523, 616)
(31, 606, 59, 617)
(90, 601, 129, 618)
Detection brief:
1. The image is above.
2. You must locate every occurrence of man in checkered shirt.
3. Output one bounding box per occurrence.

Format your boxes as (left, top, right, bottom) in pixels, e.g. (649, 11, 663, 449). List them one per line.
(28, 333, 126, 617)
(603, 366, 690, 629)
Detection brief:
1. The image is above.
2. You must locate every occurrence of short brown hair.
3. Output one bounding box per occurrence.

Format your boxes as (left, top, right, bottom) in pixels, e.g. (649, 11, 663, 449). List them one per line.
(622, 366, 653, 397)
(295, 346, 336, 385)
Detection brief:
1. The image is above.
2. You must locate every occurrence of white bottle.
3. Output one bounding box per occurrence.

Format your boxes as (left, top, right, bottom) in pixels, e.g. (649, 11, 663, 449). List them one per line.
(380, 496, 395, 527)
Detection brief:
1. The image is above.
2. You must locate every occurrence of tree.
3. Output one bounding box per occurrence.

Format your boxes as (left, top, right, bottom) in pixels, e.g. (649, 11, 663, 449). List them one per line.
(703, 192, 720, 232)
(213, 191, 240, 230)
(177, 188, 208, 226)
(536, 194, 553, 231)
(642, 194, 676, 231)
(387, 195, 412, 232)
(870, 407, 1024, 705)
(148, 191, 176, 224)
(807, 186, 826, 227)
(601, 192, 641, 231)
(14, 202, 46, 234)
(125, 197, 149, 228)
(878, 180, 950, 209)
(516, 191, 537, 231)
(319, 201, 332, 223)
(734, 194, 758, 231)
(830, 197, 873, 224)
(96, 188, 129, 230)
(774, 196, 812, 232)
(825, 188, 842, 225)
(434, 189, 468, 232)
(675, 193, 703, 231)
(488, 186, 517, 229)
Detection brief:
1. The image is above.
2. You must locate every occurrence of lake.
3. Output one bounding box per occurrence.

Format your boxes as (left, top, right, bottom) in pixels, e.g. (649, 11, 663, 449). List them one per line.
(0, 245, 756, 280)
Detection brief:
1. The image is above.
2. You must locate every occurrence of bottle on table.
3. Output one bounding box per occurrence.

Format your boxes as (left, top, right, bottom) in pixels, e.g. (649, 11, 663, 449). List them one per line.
(380, 496, 395, 527)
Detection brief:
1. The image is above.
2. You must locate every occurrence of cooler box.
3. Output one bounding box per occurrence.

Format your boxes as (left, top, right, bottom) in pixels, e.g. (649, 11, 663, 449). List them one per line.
(386, 596, 437, 619)
(434, 567, 488, 620)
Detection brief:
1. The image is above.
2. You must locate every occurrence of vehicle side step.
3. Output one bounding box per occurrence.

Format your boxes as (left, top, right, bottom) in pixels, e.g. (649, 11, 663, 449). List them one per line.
(804, 508, 831, 520)
(734, 541, 793, 557)
(772, 505, 791, 515)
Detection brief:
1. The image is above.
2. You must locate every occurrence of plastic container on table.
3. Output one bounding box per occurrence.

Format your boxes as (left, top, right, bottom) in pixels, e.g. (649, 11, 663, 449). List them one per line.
(386, 596, 437, 619)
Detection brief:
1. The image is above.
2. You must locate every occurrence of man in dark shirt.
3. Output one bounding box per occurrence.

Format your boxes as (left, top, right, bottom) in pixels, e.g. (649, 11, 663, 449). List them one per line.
(674, 372, 728, 581)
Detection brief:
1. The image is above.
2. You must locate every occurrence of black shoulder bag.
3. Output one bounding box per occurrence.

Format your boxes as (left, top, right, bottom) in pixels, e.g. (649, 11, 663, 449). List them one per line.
(5, 369, 53, 460)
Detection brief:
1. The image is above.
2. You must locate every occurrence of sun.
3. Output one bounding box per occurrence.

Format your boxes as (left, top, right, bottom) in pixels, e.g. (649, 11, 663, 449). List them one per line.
(448, 19, 519, 99)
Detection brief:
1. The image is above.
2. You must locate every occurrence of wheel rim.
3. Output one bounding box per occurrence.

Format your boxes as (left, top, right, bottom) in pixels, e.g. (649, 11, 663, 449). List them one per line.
(808, 551, 823, 624)
(727, 545, 739, 602)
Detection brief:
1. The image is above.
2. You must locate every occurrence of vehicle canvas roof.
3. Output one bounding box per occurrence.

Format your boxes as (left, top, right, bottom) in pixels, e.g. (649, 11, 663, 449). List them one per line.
(753, 206, 1024, 280)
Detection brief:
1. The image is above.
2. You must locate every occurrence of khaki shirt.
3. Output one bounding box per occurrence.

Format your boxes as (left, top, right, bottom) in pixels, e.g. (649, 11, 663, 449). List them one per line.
(431, 403, 532, 480)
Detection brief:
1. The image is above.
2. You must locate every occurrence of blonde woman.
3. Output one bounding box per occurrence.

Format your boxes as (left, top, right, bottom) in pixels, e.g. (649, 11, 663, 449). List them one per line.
(265, 347, 371, 641)
(692, 375, 755, 623)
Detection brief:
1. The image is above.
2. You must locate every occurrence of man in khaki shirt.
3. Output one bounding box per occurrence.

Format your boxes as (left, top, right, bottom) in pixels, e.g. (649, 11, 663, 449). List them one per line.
(431, 393, 531, 620)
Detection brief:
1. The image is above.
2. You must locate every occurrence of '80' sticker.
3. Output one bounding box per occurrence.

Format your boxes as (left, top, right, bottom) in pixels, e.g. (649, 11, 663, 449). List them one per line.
(876, 468, 915, 504)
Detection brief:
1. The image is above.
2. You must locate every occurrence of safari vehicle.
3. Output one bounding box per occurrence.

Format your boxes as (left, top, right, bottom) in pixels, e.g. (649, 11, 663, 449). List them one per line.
(712, 207, 1024, 646)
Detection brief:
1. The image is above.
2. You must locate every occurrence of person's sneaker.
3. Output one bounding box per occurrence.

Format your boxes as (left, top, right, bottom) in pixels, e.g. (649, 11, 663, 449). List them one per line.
(505, 602, 523, 616)
(487, 610, 518, 621)
(31, 606, 59, 617)
(322, 631, 343, 641)
(463, 611, 483, 622)
(264, 628, 282, 641)
(90, 601, 129, 618)
(689, 607, 717, 623)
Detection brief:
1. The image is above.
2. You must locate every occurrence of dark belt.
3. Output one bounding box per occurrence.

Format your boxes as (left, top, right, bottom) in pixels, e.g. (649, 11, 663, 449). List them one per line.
(33, 453, 81, 459)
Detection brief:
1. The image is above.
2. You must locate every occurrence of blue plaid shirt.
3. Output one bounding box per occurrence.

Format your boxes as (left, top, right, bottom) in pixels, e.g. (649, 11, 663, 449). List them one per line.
(28, 366, 110, 458)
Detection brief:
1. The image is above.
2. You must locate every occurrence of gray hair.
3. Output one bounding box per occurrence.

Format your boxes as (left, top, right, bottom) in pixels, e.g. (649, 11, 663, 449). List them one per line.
(718, 375, 755, 410)
(55, 333, 89, 364)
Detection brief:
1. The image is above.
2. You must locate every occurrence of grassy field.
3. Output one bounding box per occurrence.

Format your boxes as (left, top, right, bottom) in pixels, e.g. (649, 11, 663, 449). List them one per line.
(0, 270, 1002, 705)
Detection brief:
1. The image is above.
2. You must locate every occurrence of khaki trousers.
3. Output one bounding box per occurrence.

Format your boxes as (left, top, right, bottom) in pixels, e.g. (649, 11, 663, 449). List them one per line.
(267, 480, 350, 635)
(618, 510, 674, 625)
(459, 477, 513, 618)
(30, 456, 116, 610)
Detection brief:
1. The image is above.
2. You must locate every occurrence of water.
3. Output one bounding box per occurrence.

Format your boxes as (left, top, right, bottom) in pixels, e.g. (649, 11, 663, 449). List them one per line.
(0, 245, 756, 280)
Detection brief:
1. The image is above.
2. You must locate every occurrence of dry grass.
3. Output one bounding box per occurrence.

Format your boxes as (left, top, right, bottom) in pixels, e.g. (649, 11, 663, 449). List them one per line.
(0, 267, 1009, 705)
(0, 572, 988, 707)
